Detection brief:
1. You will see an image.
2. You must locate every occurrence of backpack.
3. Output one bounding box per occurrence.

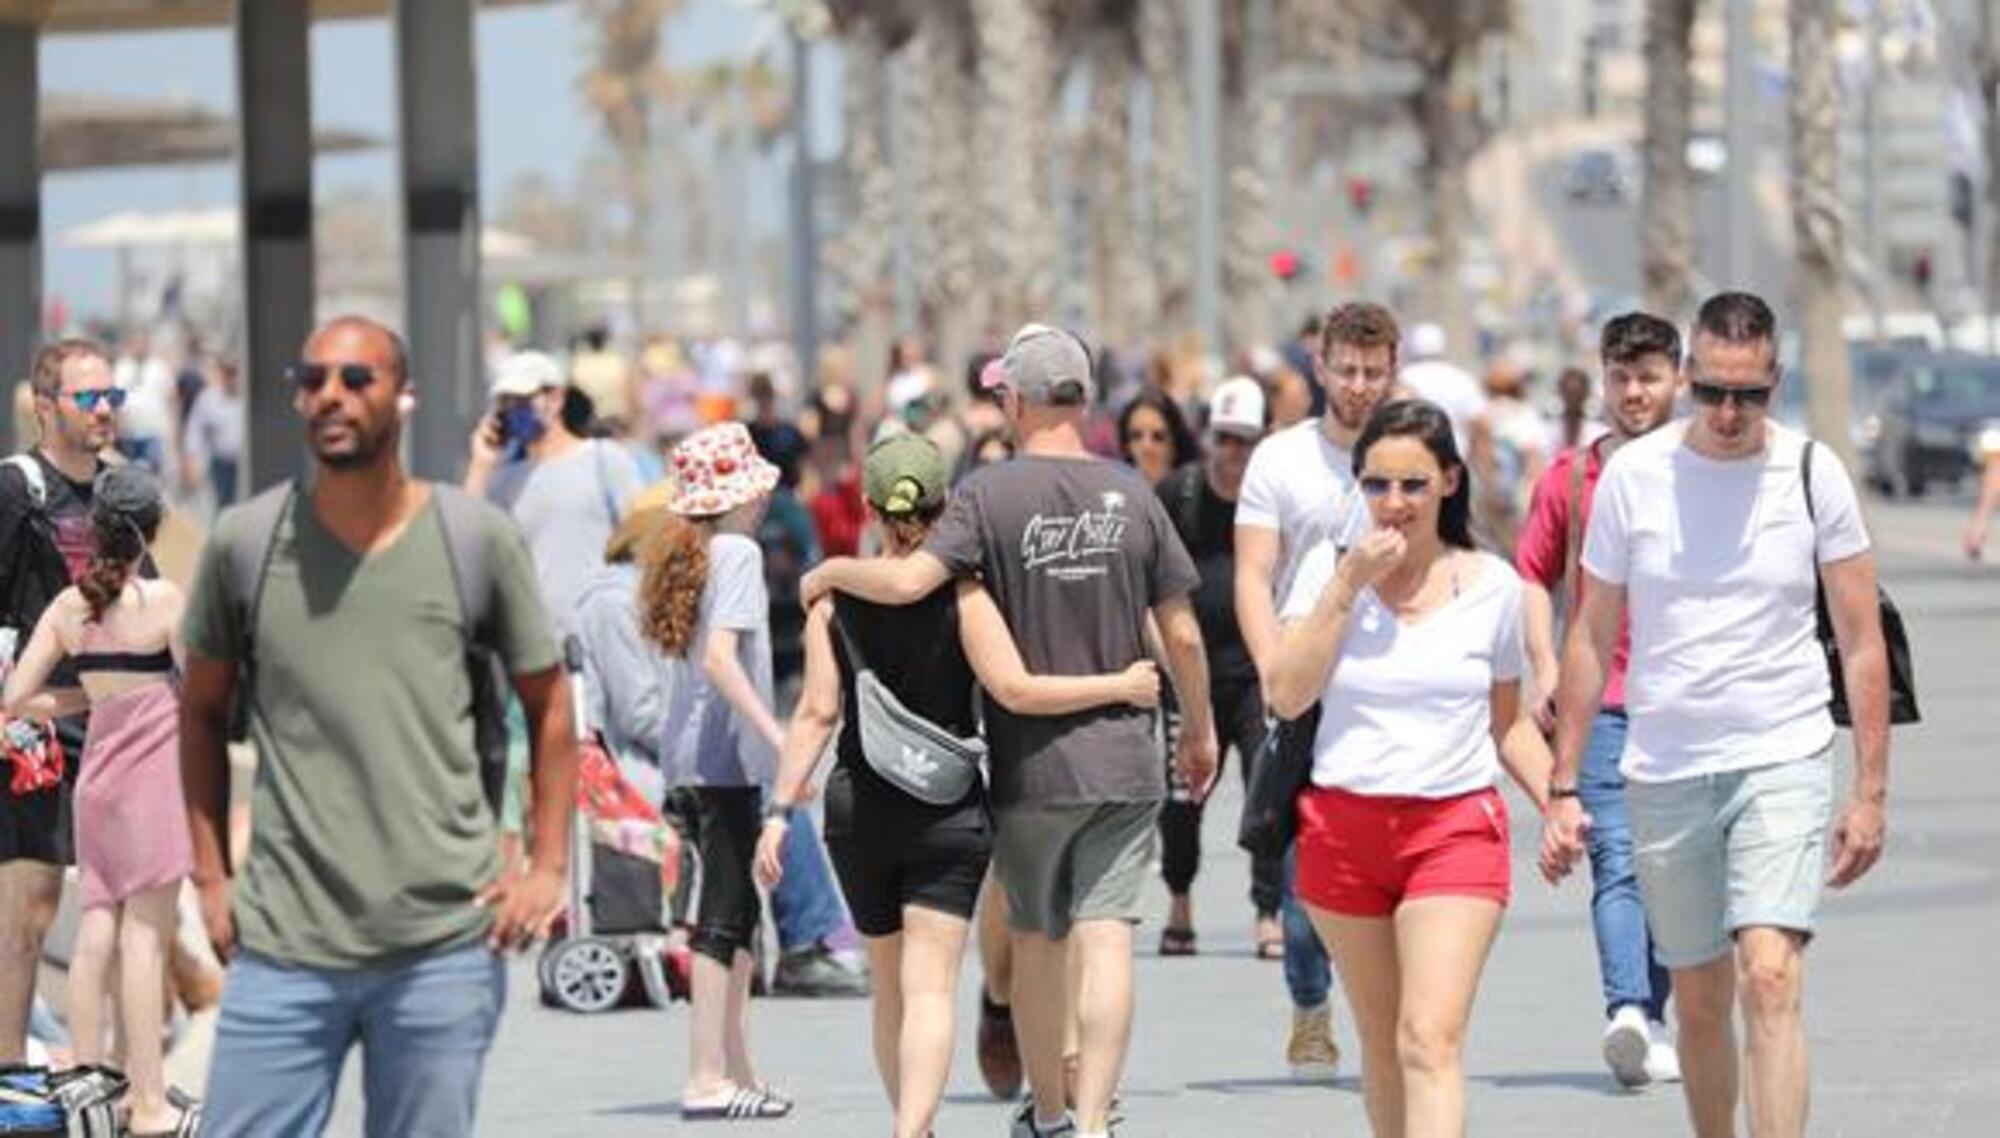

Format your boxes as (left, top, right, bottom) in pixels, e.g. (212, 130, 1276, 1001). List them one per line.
(221, 481, 514, 811)
(1801, 442, 1920, 726)
(1, 454, 57, 646)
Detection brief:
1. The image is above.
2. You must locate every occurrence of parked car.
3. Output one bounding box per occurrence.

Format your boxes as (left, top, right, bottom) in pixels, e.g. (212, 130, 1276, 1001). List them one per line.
(1865, 351, 2000, 497)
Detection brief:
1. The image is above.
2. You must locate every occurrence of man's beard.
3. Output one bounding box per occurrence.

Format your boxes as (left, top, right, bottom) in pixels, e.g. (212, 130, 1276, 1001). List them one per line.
(313, 419, 396, 469)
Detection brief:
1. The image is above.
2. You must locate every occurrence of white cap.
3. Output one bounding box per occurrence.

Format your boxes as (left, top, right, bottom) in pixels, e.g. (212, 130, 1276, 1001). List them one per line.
(490, 350, 563, 398)
(887, 369, 937, 414)
(1208, 376, 1267, 439)
(1408, 322, 1448, 360)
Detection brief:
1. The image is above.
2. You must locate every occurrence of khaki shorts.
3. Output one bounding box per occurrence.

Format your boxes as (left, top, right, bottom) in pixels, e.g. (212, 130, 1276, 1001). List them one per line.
(992, 801, 1159, 939)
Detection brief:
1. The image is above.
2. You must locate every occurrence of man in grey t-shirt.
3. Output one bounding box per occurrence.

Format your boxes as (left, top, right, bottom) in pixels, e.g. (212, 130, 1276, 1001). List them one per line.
(804, 324, 1218, 1138)
(464, 350, 645, 637)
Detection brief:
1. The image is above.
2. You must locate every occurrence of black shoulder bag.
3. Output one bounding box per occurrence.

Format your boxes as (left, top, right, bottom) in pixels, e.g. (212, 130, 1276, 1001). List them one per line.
(1802, 441, 1919, 726)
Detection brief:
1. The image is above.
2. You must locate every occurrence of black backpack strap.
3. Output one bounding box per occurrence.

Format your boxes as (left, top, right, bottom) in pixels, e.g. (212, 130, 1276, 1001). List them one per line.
(227, 481, 299, 666)
(431, 484, 497, 648)
(1801, 438, 1818, 526)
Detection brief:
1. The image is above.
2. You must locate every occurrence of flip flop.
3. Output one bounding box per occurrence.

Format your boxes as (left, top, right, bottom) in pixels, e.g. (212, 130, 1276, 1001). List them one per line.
(681, 1085, 794, 1122)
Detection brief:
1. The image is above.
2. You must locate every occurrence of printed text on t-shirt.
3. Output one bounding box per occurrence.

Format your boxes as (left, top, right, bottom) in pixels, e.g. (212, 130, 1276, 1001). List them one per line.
(1021, 491, 1131, 580)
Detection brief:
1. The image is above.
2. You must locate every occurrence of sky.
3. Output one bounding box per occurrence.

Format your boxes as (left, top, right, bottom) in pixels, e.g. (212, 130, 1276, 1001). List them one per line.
(38, 0, 839, 321)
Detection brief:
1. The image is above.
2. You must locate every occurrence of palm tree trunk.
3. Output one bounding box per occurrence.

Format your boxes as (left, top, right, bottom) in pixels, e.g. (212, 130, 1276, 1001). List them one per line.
(1142, 0, 1194, 330)
(834, 30, 896, 382)
(909, 1, 982, 370)
(1224, 0, 1282, 352)
(975, 0, 1061, 330)
(1087, 31, 1141, 348)
(1640, 0, 1697, 319)
(1413, 51, 1475, 359)
(1789, 0, 1855, 467)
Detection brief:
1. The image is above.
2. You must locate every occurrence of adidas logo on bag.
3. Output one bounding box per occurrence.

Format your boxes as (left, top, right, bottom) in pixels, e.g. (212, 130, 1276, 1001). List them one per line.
(898, 745, 940, 778)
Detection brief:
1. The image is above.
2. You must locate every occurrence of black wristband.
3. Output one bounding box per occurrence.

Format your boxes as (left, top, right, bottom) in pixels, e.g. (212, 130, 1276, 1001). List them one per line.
(1548, 786, 1582, 800)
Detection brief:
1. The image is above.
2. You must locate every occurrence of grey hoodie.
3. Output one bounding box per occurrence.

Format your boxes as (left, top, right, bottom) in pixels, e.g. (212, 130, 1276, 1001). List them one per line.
(573, 562, 683, 804)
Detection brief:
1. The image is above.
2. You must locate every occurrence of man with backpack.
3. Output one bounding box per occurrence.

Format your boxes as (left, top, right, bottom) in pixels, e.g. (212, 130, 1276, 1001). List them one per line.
(1, 338, 127, 1064)
(1152, 377, 1278, 958)
(178, 316, 580, 1137)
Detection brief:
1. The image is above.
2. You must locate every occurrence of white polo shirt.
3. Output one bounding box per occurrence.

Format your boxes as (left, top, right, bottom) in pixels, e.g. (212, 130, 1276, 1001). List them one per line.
(1582, 422, 1871, 783)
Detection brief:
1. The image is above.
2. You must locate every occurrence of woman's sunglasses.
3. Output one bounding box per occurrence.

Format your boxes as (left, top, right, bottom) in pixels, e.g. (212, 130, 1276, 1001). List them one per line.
(287, 362, 381, 394)
(1359, 474, 1435, 500)
(1688, 380, 1775, 408)
(66, 388, 128, 413)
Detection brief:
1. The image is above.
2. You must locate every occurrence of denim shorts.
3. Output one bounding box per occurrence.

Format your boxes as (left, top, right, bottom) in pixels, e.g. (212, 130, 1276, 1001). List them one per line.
(1626, 746, 1834, 969)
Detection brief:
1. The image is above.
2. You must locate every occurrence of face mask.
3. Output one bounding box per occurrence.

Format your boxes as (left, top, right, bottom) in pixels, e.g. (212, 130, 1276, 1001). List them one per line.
(498, 402, 546, 454)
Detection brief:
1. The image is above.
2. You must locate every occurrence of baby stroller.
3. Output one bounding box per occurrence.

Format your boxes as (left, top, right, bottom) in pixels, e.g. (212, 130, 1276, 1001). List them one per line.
(536, 643, 691, 1014)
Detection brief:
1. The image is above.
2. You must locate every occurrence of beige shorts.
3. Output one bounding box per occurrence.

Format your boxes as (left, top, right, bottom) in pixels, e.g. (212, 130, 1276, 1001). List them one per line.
(992, 801, 1159, 939)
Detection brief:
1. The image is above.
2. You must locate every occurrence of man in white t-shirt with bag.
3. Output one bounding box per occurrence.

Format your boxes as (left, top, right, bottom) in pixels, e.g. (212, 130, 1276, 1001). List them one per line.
(1544, 292, 1892, 1138)
(1233, 301, 1397, 1079)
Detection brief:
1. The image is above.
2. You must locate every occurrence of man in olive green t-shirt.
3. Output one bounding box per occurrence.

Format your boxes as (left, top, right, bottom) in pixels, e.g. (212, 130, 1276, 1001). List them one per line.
(178, 317, 579, 1138)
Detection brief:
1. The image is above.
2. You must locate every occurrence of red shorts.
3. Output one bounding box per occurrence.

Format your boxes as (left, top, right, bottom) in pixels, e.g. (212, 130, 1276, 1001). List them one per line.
(1294, 785, 1512, 917)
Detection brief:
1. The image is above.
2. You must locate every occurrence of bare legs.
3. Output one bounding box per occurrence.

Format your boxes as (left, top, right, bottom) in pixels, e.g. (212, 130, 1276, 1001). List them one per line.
(116, 884, 179, 1133)
(1671, 929, 1811, 1138)
(1309, 897, 1503, 1138)
(683, 948, 759, 1104)
(0, 862, 62, 1062)
(860, 908, 972, 1138)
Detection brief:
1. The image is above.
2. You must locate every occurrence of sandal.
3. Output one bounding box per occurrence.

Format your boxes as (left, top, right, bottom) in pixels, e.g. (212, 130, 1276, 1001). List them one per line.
(1158, 926, 1198, 957)
(681, 1085, 794, 1121)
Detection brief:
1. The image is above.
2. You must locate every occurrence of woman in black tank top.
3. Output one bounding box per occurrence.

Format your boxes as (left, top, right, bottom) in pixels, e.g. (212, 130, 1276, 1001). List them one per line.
(754, 435, 1157, 1138)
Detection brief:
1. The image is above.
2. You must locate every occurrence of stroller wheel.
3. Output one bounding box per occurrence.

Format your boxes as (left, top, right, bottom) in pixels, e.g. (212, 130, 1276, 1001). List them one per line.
(544, 937, 630, 1014)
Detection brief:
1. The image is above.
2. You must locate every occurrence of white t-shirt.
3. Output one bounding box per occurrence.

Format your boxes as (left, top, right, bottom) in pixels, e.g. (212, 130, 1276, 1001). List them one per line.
(1582, 422, 1871, 783)
(1282, 547, 1525, 798)
(1236, 419, 1367, 603)
(1399, 359, 1488, 455)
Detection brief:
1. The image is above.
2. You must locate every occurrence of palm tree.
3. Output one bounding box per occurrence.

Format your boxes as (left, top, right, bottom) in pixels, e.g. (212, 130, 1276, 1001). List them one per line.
(974, 0, 1063, 332)
(1789, 0, 1855, 469)
(904, 0, 983, 370)
(1076, 1, 1144, 348)
(1142, 0, 1195, 331)
(1640, 0, 1698, 319)
(1223, 0, 1284, 353)
(825, 2, 915, 379)
(577, 0, 680, 266)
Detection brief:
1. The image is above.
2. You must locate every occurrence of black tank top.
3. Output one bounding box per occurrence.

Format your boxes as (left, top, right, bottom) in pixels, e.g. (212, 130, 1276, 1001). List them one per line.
(824, 590, 987, 835)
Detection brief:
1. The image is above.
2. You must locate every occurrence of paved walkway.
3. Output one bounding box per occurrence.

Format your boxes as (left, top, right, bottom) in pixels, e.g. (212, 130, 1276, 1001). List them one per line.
(310, 498, 1993, 1136)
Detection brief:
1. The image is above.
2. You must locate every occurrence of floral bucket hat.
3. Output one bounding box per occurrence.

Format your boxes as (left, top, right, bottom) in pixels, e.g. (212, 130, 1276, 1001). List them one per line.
(665, 421, 781, 517)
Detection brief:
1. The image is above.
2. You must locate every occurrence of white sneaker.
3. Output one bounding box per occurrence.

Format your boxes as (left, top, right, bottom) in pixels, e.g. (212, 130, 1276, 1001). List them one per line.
(1644, 1020, 1683, 1083)
(1601, 1005, 1652, 1088)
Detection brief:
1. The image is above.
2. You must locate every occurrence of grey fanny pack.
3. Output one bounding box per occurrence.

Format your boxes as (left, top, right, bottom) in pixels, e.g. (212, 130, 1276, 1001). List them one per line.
(831, 609, 985, 806)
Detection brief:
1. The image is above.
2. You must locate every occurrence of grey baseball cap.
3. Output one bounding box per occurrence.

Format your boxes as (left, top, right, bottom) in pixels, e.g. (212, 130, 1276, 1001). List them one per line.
(998, 323, 1096, 406)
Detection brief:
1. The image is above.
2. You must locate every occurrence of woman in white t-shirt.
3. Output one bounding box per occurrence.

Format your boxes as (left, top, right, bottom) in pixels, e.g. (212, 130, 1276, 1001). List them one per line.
(1268, 400, 1556, 1137)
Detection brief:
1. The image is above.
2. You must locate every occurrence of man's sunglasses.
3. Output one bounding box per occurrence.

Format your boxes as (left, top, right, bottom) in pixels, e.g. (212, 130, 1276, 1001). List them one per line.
(1359, 474, 1435, 500)
(287, 362, 381, 394)
(66, 388, 128, 413)
(1688, 380, 1775, 409)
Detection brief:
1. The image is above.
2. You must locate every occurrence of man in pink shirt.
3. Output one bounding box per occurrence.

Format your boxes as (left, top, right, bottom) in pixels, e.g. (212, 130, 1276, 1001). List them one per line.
(1515, 312, 1683, 1088)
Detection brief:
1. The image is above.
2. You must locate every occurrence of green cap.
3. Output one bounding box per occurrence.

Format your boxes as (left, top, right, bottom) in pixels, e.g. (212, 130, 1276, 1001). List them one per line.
(863, 432, 948, 517)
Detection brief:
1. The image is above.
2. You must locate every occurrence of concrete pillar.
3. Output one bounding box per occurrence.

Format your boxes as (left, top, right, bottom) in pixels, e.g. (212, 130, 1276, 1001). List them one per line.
(0, 15, 39, 454)
(236, 0, 316, 491)
(395, 0, 482, 482)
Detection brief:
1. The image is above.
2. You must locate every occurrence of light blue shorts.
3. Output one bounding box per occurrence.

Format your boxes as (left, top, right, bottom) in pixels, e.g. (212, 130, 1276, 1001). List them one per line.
(1626, 746, 1834, 969)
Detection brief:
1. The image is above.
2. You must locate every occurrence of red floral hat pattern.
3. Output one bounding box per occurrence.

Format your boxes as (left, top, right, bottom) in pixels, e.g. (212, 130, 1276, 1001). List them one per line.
(666, 421, 781, 517)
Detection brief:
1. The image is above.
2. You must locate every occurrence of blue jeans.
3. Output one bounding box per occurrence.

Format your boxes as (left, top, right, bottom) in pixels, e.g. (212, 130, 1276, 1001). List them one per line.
(202, 944, 506, 1138)
(1580, 711, 1670, 1021)
(1280, 844, 1332, 1010)
(772, 808, 852, 954)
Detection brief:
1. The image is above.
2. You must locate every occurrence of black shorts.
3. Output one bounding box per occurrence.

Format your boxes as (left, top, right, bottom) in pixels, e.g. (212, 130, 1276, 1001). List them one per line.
(0, 778, 74, 866)
(827, 823, 992, 938)
(666, 786, 762, 966)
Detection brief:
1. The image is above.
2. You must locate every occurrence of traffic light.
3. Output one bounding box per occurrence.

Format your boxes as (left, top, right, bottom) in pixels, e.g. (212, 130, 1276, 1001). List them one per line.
(1345, 177, 1373, 217)
(1269, 249, 1303, 282)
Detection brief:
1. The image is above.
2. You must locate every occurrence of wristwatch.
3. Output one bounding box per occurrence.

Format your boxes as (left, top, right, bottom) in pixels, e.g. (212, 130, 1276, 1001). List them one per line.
(762, 801, 793, 825)
(1547, 785, 1581, 800)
